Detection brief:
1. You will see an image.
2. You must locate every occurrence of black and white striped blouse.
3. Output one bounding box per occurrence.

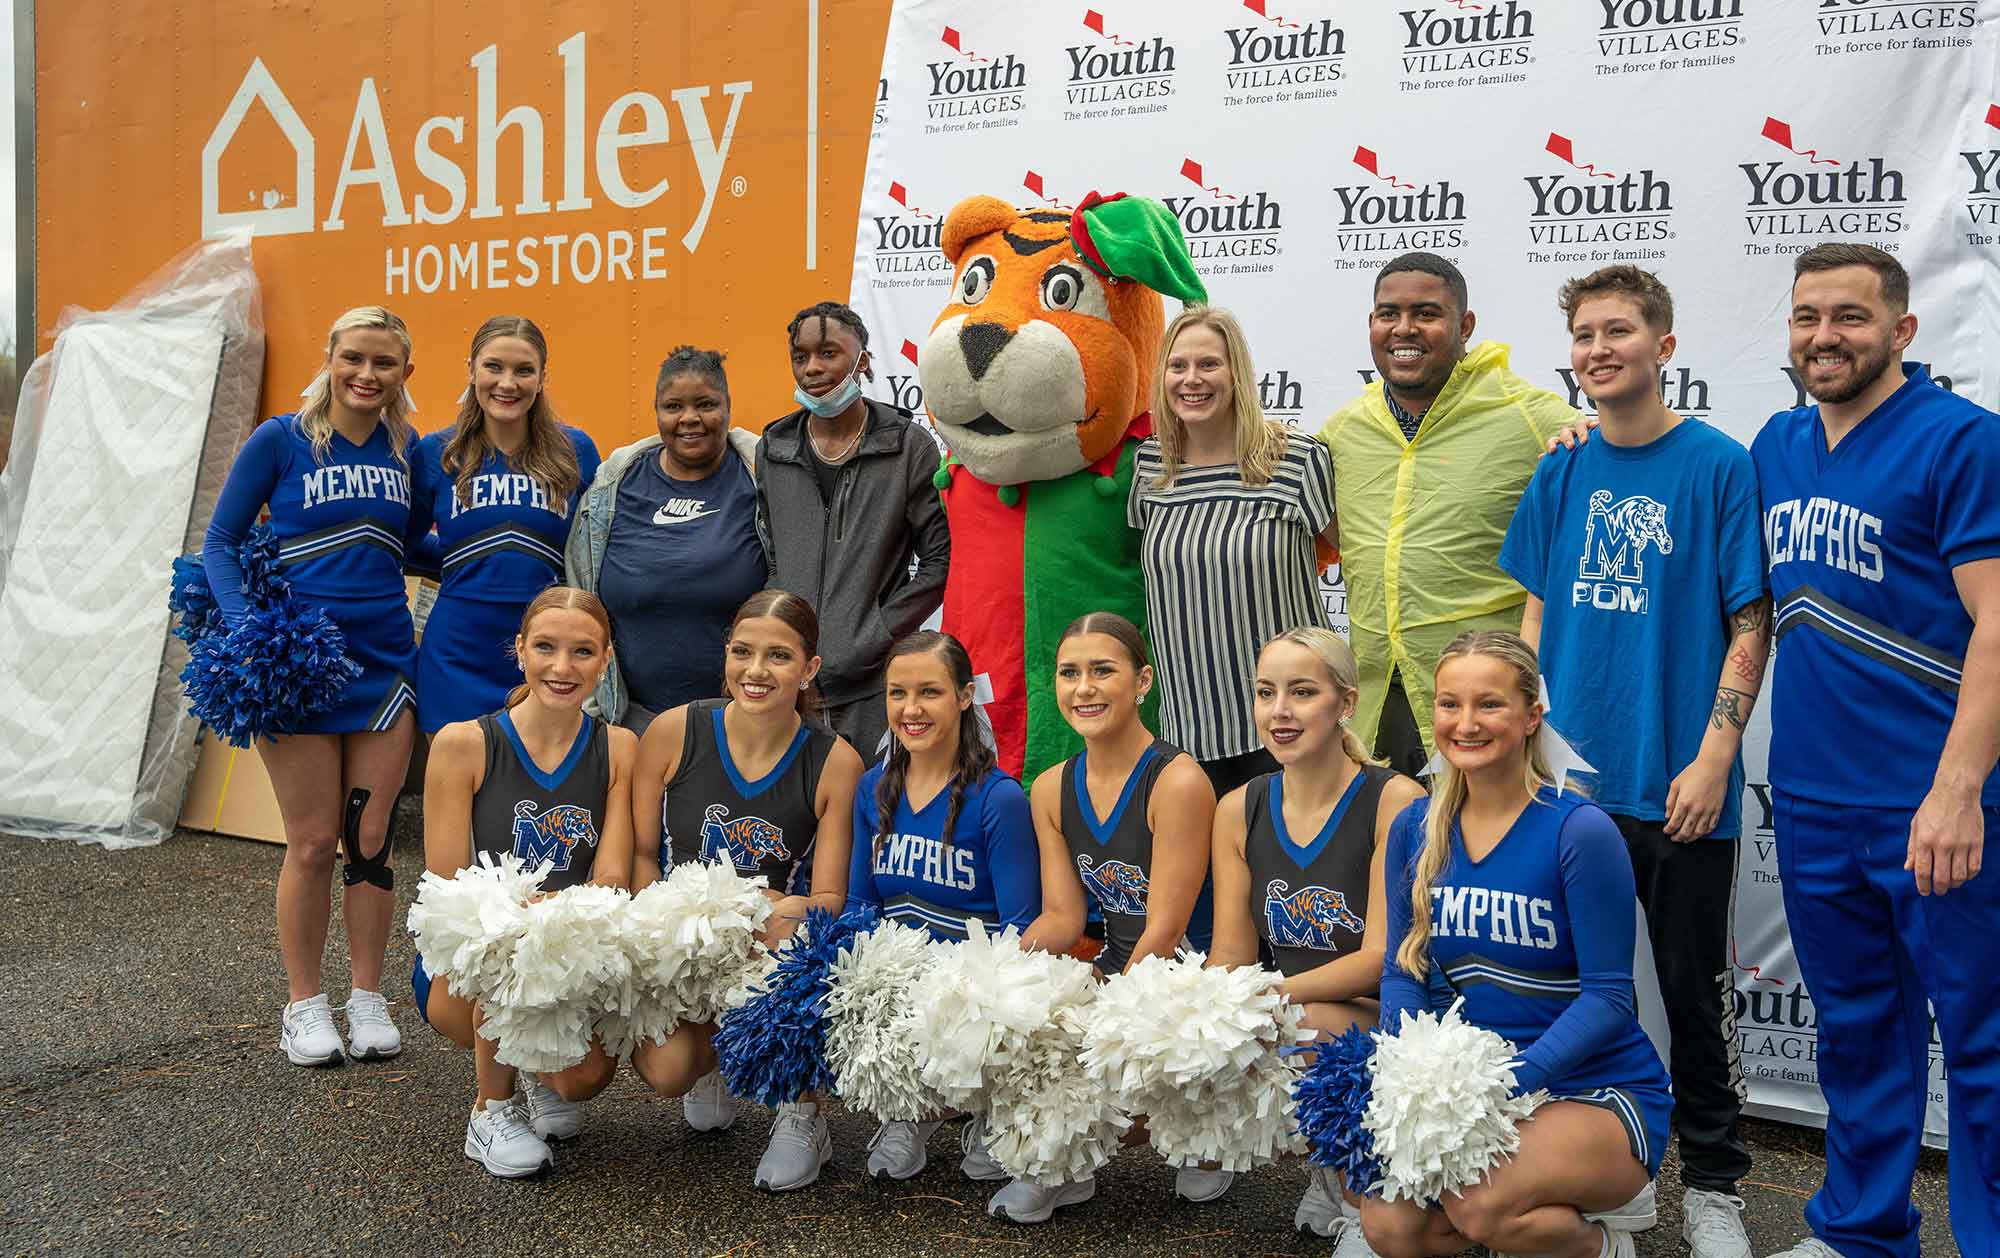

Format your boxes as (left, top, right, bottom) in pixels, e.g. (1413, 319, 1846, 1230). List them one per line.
(1127, 430, 1335, 761)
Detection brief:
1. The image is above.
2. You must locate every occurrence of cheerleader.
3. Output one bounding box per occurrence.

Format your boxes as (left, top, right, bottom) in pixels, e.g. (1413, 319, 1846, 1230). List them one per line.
(1361, 631, 1666, 1258)
(626, 590, 864, 1190)
(414, 586, 636, 1176)
(1209, 627, 1424, 1248)
(409, 316, 601, 734)
(844, 632, 1066, 1221)
(202, 307, 426, 1069)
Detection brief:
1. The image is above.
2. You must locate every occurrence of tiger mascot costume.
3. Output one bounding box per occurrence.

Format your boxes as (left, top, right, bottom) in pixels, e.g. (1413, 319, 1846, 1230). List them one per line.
(921, 191, 1205, 778)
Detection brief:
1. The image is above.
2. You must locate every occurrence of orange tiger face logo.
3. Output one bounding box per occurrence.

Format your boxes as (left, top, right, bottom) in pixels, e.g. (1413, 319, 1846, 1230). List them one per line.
(921, 196, 1164, 485)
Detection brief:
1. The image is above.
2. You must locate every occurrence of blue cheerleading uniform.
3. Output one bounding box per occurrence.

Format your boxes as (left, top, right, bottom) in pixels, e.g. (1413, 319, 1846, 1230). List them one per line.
(406, 426, 602, 733)
(845, 764, 1041, 941)
(1753, 364, 2000, 1258)
(1379, 790, 1673, 1177)
(203, 414, 418, 733)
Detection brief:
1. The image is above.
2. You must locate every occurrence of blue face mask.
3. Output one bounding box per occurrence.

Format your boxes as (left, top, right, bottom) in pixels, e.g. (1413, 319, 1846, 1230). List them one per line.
(796, 370, 863, 419)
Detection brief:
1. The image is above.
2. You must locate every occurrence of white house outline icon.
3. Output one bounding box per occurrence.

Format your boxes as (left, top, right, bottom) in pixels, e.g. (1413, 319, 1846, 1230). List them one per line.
(203, 58, 315, 238)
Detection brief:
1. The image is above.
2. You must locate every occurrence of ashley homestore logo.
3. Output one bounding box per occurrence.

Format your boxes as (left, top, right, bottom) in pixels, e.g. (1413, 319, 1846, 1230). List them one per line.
(203, 41, 751, 248)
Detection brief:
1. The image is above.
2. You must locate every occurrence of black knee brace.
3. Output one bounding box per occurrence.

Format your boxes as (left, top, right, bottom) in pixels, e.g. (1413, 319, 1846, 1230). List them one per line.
(339, 787, 393, 891)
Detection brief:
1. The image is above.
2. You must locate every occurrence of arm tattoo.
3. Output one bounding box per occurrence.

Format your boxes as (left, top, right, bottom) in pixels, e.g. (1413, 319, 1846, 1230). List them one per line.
(1711, 686, 1755, 732)
(1730, 596, 1772, 636)
(1728, 642, 1767, 688)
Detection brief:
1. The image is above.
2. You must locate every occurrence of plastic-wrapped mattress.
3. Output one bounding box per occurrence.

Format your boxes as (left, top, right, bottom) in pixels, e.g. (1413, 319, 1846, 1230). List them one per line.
(0, 235, 264, 847)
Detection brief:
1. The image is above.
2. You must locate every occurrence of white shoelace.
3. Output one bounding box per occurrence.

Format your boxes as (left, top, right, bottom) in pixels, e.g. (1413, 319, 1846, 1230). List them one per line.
(1684, 1192, 1749, 1250)
(485, 1102, 535, 1143)
(770, 1109, 819, 1151)
(290, 1001, 337, 1036)
(344, 991, 393, 1029)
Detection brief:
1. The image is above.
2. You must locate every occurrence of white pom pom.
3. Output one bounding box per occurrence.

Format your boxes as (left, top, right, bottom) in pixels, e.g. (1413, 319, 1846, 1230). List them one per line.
(1364, 999, 1548, 1203)
(485, 883, 632, 1074)
(1081, 952, 1310, 1172)
(600, 861, 772, 1057)
(908, 922, 1129, 1185)
(406, 852, 547, 1003)
(824, 921, 951, 1122)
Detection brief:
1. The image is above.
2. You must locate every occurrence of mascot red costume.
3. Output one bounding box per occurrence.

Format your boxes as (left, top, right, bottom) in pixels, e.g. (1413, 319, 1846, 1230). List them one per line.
(922, 192, 1206, 778)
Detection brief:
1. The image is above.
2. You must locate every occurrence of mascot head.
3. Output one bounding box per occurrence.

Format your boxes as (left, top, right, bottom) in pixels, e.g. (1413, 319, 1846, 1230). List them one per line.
(922, 191, 1207, 486)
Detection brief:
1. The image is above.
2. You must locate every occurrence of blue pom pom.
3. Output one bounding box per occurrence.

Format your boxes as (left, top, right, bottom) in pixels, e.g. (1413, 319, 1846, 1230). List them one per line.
(180, 596, 362, 747)
(1292, 1024, 1383, 1195)
(712, 905, 880, 1107)
(167, 553, 224, 647)
(236, 524, 284, 606)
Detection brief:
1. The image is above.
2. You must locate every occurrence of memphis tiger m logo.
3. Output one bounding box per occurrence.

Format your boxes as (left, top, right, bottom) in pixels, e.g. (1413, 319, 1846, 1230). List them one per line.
(1574, 489, 1673, 614)
(1264, 879, 1365, 951)
(511, 801, 600, 871)
(700, 804, 791, 874)
(1076, 853, 1149, 916)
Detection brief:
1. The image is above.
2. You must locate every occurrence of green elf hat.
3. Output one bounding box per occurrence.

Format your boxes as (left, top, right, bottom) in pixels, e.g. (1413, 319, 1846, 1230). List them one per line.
(1069, 191, 1209, 305)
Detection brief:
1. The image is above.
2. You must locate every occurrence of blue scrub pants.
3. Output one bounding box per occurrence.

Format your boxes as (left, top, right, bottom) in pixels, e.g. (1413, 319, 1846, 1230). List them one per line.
(1775, 790, 2000, 1258)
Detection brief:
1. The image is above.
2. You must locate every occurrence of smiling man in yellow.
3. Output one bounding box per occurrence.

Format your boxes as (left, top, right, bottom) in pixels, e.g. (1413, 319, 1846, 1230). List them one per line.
(1317, 253, 1578, 776)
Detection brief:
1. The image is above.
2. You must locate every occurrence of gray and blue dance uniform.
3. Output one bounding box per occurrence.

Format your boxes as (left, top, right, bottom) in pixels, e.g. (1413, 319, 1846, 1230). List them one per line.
(1244, 764, 1397, 979)
(1381, 789, 1675, 1178)
(413, 709, 611, 1019)
(407, 426, 601, 733)
(659, 698, 838, 894)
(202, 413, 419, 733)
(1058, 740, 1214, 974)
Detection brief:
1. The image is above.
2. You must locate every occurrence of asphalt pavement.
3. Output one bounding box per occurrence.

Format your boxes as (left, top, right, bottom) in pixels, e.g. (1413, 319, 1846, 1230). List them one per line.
(0, 807, 1957, 1257)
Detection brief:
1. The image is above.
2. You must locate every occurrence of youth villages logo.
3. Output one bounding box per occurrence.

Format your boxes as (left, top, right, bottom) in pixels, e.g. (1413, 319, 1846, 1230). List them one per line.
(1331, 146, 1468, 266)
(1063, 10, 1175, 121)
(1397, 2, 1536, 92)
(1739, 117, 1906, 256)
(868, 180, 953, 292)
(1593, 0, 1744, 73)
(1166, 158, 1283, 277)
(1219, 3, 1346, 106)
(1522, 132, 1674, 266)
(1961, 104, 2000, 249)
(1810, 0, 1975, 56)
(924, 26, 1027, 135)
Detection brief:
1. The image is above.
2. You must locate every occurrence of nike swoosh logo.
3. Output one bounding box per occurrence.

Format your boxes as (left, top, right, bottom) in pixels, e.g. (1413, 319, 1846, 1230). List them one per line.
(653, 506, 721, 526)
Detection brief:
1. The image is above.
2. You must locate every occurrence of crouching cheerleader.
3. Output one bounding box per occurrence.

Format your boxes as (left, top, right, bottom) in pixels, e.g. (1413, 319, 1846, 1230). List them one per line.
(1361, 631, 1667, 1258)
(414, 587, 637, 1177)
(1013, 612, 1220, 1211)
(845, 632, 1071, 1219)
(1208, 627, 1425, 1250)
(626, 589, 864, 1192)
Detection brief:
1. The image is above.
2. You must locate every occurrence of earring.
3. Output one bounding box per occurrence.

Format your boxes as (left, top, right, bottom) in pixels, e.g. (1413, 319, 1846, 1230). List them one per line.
(798, 681, 808, 690)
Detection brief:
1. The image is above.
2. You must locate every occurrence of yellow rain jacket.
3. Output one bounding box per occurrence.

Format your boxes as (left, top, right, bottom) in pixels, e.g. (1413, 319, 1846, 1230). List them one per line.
(1317, 341, 1578, 758)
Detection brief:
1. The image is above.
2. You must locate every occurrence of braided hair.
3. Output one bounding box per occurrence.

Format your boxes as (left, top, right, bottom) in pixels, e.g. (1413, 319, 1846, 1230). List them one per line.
(872, 631, 993, 853)
(786, 301, 876, 381)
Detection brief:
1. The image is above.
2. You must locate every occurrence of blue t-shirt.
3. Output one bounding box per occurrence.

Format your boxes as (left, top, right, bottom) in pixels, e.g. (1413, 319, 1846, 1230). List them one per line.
(597, 447, 766, 713)
(203, 413, 417, 618)
(1752, 364, 2000, 808)
(845, 764, 1042, 941)
(407, 425, 601, 601)
(1379, 791, 1670, 1100)
(1500, 418, 1766, 836)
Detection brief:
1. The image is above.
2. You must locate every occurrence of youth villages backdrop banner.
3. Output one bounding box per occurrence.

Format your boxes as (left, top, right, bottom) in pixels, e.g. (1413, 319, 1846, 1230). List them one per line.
(850, 0, 2000, 1145)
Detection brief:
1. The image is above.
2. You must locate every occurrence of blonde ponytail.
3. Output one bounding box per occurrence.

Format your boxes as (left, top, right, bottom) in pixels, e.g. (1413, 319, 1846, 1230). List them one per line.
(1262, 626, 1382, 768)
(1394, 630, 1558, 978)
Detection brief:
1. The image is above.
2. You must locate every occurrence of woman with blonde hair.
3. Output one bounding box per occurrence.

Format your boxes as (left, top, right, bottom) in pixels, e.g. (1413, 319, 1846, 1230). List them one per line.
(1360, 631, 1669, 1258)
(1209, 626, 1424, 1246)
(201, 306, 425, 1069)
(409, 315, 601, 734)
(1128, 306, 1338, 795)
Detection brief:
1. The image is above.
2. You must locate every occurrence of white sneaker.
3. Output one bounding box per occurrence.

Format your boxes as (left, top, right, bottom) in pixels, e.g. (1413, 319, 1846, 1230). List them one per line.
(342, 989, 401, 1060)
(1331, 1195, 1379, 1258)
(280, 994, 344, 1067)
(1296, 1164, 1342, 1237)
(1762, 1238, 1844, 1258)
(464, 1098, 554, 1178)
(521, 1074, 583, 1141)
(959, 1113, 1008, 1182)
(987, 1175, 1095, 1224)
(755, 1102, 831, 1192)
(867, 1119, 944, 1180)
(1588, 1180, 1658, 1231)
(1599, 1223, 1637, 1258)
(1683, 1189, 1752, 1258)
(683, 1067, 737, 1133)
(1173, 1165, 1234, 1203)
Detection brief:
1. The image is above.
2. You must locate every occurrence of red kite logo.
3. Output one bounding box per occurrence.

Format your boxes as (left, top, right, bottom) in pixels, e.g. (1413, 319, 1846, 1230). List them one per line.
(1761, 117, 1840, 167)
(1082, 9, 1134, 46)
(1352, 146, 1415, 190)
(901, 339, 920, 366)
(1241, 0, 1301, 28)
(940, 26, 989, 61)
(1022, 170, 1069, 207)
(1546, 132, 1616, 180)
(1986, 103, 2000, 131)
(1180, 158, 1240, 203)
(887, 180, 933, 219)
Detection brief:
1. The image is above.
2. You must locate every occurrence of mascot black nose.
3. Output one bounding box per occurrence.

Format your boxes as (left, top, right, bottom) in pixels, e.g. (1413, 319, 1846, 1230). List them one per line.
(960, 322, 1013, 382)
